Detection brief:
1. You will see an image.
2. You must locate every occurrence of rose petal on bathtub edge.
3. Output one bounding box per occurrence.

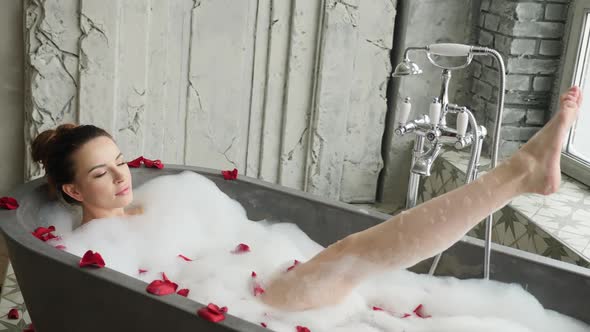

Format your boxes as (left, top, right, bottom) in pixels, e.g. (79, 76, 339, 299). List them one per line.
(177, 288, 190, 297)
(79, 250, 106, 268)
(221, 168, 238, 180)
(127, 156, 143, 168)
(146, 279, 178, 296)
(0, 196, 19, 210)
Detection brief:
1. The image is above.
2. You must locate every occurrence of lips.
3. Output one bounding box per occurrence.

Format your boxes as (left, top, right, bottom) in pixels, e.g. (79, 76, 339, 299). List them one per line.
(116, 186, 130, 196)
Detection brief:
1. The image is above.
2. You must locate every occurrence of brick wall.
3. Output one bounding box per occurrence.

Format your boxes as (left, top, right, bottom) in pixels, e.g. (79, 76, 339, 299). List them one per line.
(471, 0, 570, 158)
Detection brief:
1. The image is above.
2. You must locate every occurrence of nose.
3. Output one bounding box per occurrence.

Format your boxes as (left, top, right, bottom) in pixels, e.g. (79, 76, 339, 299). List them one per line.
(112, 167, 125, 183)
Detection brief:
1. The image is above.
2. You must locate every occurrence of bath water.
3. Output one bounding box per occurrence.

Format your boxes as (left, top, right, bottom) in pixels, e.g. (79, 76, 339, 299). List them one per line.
(44, 171, 588, 332)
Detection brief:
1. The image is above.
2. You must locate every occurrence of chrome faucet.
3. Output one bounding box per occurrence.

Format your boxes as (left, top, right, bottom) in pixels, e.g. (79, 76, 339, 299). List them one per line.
(392, 43, 506, 279)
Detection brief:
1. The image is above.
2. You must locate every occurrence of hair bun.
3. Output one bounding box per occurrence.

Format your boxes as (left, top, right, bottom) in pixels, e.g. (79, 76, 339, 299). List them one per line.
(31, 129, 56, 166)
(31, 124, 78, 166)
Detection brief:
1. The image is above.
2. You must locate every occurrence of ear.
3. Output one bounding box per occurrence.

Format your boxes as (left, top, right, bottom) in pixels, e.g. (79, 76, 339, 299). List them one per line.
(62, 183, 84, 202)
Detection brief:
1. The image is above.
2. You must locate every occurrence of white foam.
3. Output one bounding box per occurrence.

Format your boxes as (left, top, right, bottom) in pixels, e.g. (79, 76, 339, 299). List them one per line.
(45, 171, 589, 332)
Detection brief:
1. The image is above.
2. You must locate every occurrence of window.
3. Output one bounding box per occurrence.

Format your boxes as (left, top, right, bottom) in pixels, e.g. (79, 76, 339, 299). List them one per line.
(557, 0, 590, 187)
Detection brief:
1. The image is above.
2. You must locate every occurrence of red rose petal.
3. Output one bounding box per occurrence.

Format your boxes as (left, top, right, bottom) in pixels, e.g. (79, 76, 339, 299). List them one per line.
(197, 303, 228, 323)
(152, 160, 164, 169)
(127, 156, 144, 168)
(413, 304, 431, 318)
(296, 326, 311, 332)
(372, 306, 384, 311)
(143, 158, 164, 169)
(32, 226, 58, 242)
(178, 254, 192, 261)
(232, 243, 250, 254)
(177, 288, 190, 297)
(251, 271, 257, 278)
(79, 250, 106, 268)
(402, 313, 412, 318)
(138, 268, 148, 274)
(261, 322, 267, 328)
(286, 259, 300, 272)
(253, 284, 265, 296)
(207, 303, 228, 314)
(7, 308, 19, 319)
(23, 323, 35, 332)
(146, 279, 178, 296)
(221, 168, 238, 180)
(54, 245, 66, 250)
(0, 197, 19, 210)
(197, 307, 225, 323)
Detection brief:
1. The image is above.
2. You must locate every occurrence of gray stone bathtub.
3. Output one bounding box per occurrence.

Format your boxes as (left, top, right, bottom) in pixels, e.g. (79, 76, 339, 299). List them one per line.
(1, 165, 590, 331)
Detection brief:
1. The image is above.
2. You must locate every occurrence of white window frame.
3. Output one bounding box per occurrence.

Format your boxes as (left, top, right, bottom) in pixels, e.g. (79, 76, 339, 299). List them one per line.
(556, 0, 590, 187)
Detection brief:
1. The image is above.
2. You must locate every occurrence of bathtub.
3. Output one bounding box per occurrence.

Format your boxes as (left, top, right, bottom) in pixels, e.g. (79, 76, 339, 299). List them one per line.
(1, 165, 589, 331)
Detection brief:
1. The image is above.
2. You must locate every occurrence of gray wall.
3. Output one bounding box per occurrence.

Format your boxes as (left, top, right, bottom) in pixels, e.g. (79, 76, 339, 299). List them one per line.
(0, 0, 24, 283)
(472, 0, 570, 158)
(0, 0, 24, 194)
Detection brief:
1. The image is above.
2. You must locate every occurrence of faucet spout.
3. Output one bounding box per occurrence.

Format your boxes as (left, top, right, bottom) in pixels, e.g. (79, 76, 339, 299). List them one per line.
(411, 143, 443, 176)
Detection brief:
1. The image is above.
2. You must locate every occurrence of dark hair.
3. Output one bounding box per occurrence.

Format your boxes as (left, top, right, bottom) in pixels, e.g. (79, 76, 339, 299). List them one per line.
(31, 124, 113, 203)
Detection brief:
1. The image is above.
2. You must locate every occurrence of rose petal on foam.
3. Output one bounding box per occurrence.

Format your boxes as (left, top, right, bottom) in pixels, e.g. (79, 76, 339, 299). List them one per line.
(251, 271, 257, 278)
(177, 288, 190, 297)
(412, 304, 431, 318)
(23, 323, 35, 332)
(197, 303, 228, 323)
(0, 196, 19, 210)
(221, 168, 238, 180)
(372, 306, 384, 311)
(79, 250, 106, 268)
(138, 268, 148, 274)
(253, 283, 265, 296)
(232, 243, 250, 254)
(286, 259, 300, 272)
(296, 326, 311, 332)
(402, 313, 412, 318)
(54, 245, 66, 250)
(7, 308, 19, 319)
(127, 156, 144, 168)
(260, 322, 267, 328)
(178, 254, 192, 261)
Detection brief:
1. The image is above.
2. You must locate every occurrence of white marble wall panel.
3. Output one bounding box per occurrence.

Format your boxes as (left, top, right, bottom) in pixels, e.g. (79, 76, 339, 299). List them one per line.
(24, 0, 81, 178)
(24, 0, 396, 203)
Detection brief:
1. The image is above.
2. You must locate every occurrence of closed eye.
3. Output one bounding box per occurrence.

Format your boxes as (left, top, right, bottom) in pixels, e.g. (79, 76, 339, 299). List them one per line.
(94, 172, 107, 178)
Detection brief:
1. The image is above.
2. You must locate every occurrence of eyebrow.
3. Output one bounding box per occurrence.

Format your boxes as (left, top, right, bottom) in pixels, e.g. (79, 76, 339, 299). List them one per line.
(87, 152, 124, 173)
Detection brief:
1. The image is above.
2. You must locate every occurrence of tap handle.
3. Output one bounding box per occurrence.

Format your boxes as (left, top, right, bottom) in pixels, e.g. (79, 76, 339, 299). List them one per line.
(457, 111, 469, 137)
(397, 97, 411, 125)
(429, 98, 441, 126)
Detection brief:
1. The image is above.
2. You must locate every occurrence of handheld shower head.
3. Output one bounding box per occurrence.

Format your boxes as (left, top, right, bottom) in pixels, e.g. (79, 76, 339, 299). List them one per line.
(392, 58, 423, 77)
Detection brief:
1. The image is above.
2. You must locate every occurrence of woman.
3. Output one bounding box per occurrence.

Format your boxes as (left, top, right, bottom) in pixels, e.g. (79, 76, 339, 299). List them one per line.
(32, 87, 583, 311)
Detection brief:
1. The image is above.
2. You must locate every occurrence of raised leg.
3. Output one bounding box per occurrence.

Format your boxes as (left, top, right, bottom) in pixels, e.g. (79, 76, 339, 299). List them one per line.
(261, 87, 583, 311)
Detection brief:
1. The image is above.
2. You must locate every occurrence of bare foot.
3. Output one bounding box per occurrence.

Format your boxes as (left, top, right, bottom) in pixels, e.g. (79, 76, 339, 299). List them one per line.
(508, 86, 582, 195)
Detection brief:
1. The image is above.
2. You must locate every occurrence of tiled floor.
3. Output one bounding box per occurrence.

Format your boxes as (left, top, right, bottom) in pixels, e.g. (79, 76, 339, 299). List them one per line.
(0, 265, 32, 331)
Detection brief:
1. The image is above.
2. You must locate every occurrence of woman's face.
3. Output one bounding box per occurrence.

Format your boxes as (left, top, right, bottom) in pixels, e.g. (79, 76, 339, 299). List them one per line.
(63, 136, 133, 210)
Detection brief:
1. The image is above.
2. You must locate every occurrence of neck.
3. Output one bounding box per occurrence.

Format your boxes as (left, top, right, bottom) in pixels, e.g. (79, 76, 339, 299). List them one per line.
(81, 206, 126, 224)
